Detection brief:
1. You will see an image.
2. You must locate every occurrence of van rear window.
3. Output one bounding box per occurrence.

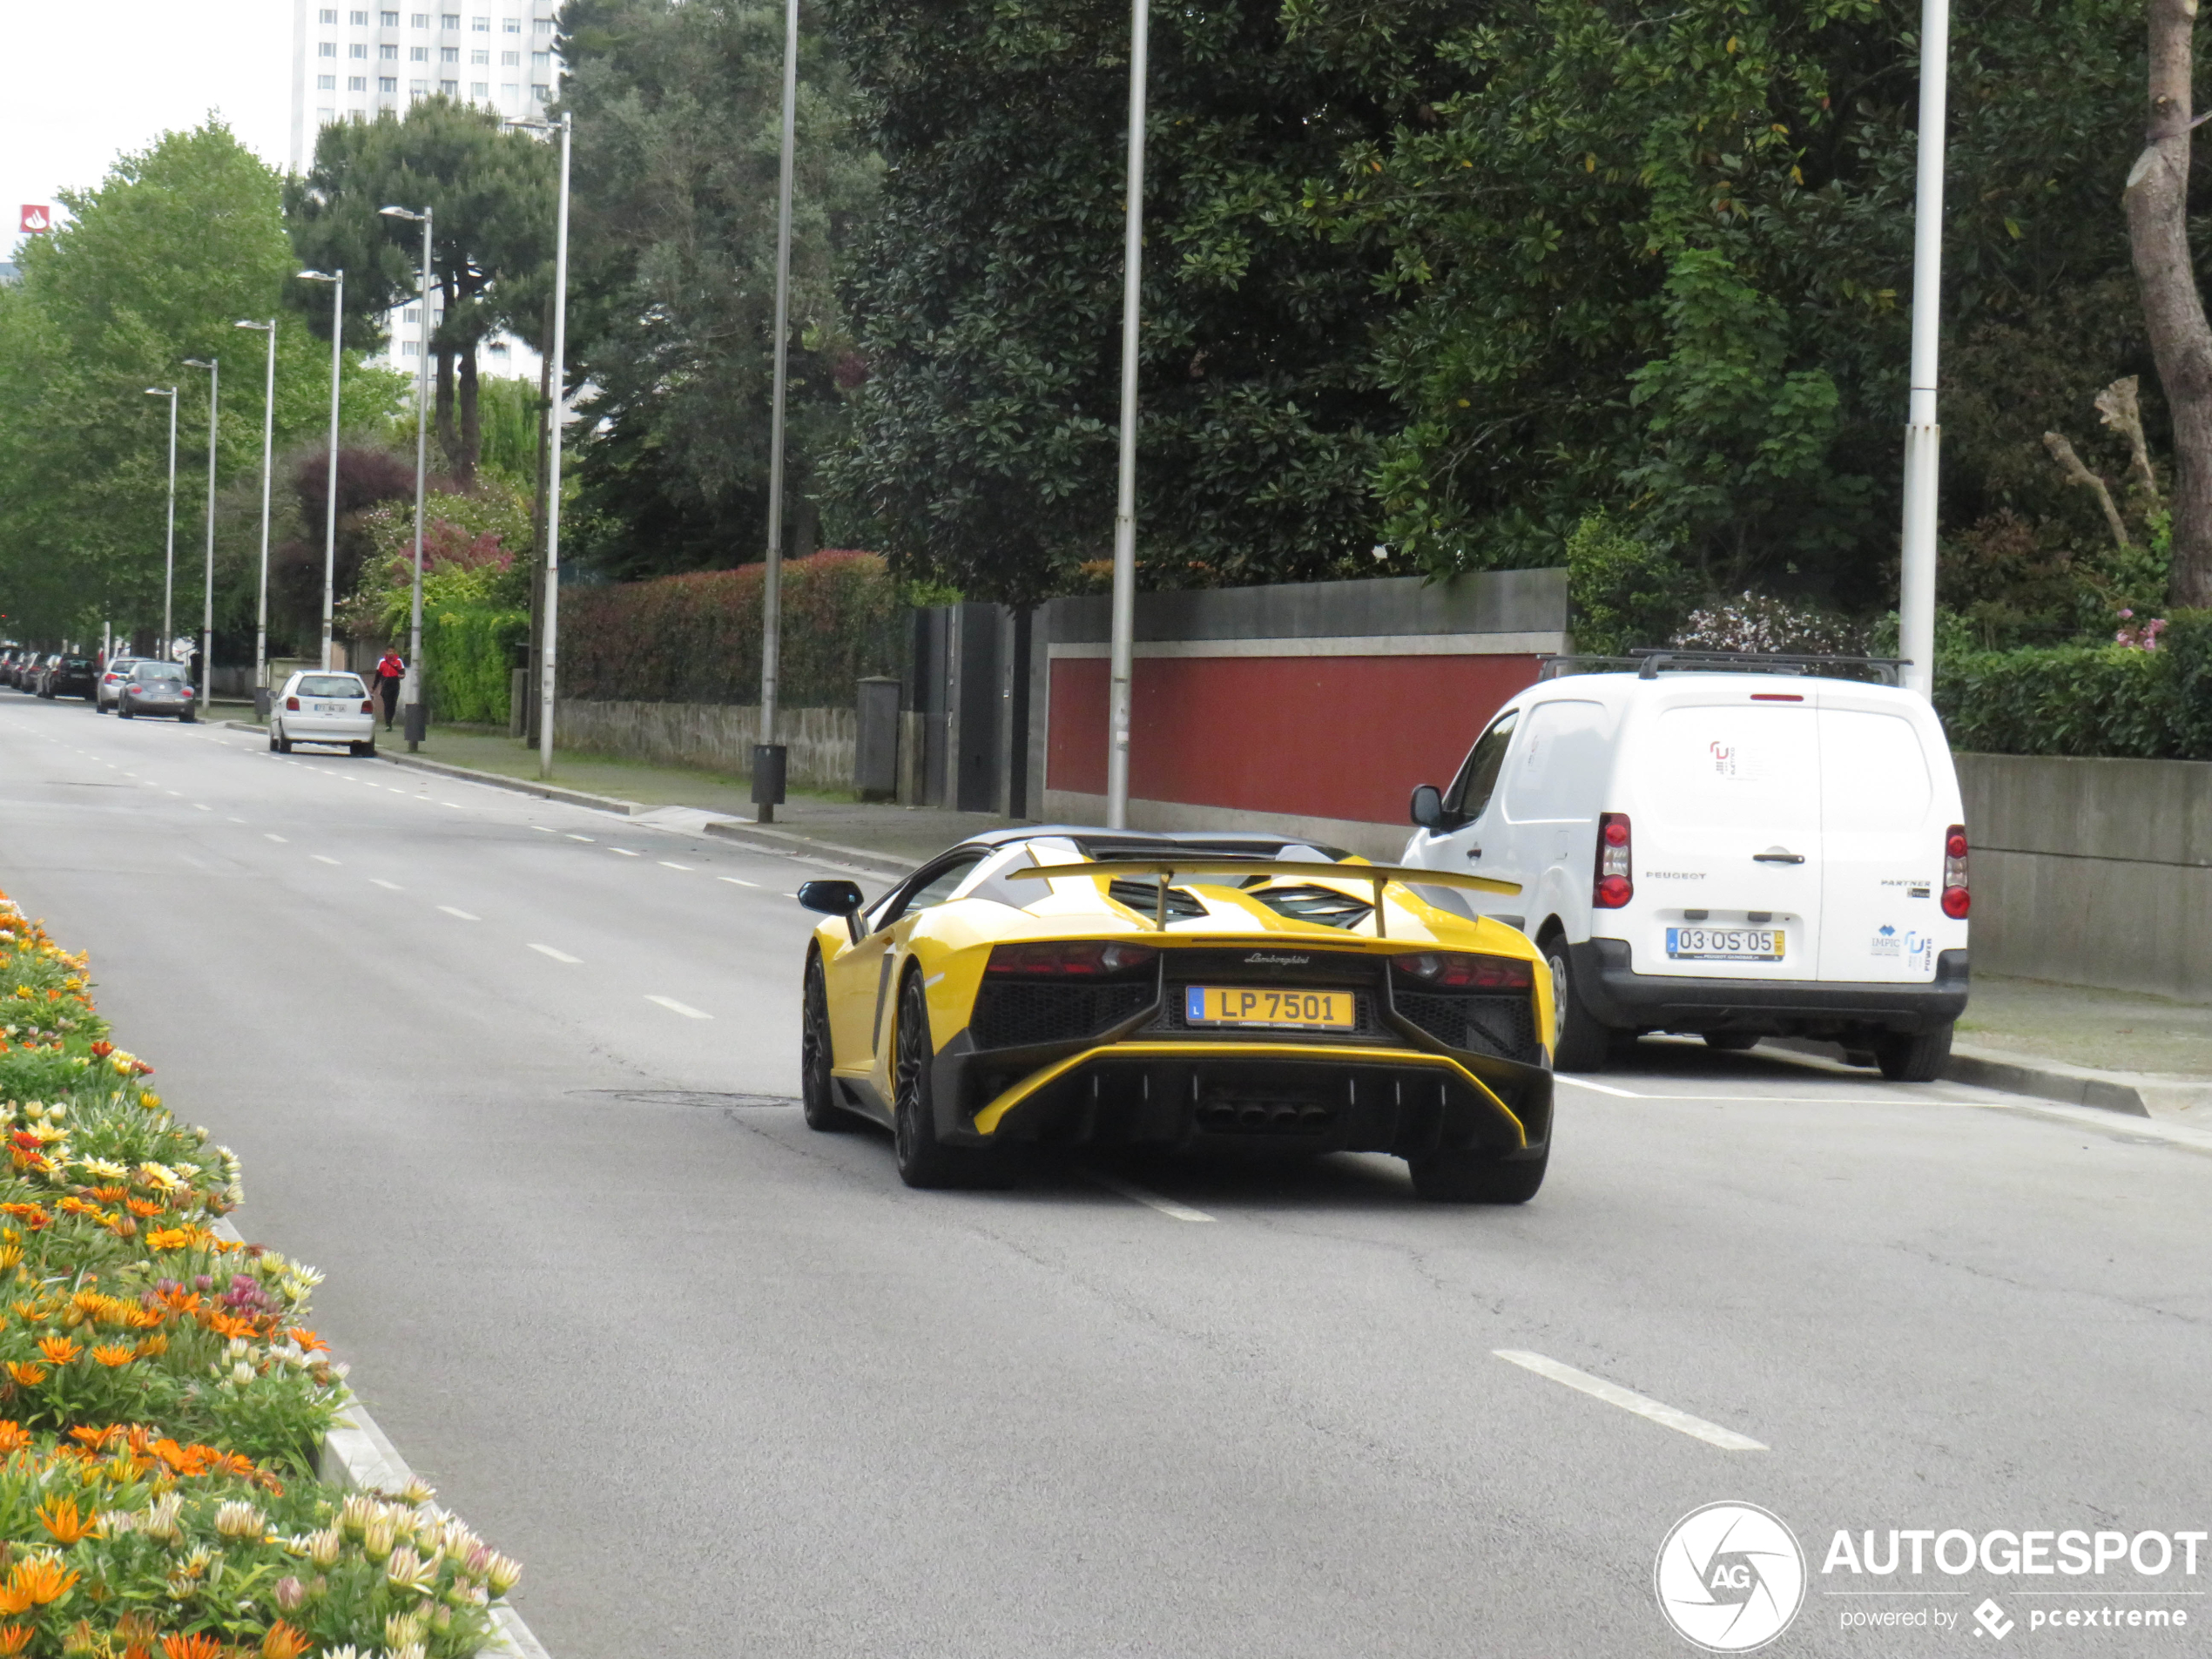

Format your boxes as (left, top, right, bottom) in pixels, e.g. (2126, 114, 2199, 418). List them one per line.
(1819, 711, 1931, 831)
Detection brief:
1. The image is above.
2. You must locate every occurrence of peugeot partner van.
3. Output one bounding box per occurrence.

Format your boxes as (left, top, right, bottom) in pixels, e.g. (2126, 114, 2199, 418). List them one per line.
(1401, 653, 1969, 1079)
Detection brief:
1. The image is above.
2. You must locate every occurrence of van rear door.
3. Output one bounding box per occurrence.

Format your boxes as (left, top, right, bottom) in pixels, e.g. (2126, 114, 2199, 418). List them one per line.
(1814, 696, 1949, 982)
(1624, 691, 1823, 980)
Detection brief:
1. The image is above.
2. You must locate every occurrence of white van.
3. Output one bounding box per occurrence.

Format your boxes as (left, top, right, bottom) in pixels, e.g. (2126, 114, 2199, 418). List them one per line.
(1401, 654, 1970, 1079)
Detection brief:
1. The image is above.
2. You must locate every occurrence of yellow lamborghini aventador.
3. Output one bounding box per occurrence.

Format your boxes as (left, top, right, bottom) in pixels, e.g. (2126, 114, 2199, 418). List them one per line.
(794, 829, 1554, 1202)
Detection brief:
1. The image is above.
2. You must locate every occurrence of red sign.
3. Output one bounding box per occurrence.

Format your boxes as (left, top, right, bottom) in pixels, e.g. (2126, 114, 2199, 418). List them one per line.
(18, 206, 51, 233)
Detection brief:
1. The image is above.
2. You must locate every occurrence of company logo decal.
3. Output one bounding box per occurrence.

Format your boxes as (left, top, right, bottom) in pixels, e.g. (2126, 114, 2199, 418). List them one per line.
(1973, 1597, 2015, 1640)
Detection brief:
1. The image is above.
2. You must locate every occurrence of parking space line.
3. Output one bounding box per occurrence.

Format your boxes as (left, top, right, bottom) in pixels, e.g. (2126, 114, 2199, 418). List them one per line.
(436, 906, 480, 921)
(1087, 1172, 1216, 1223)
(1553, 1076, 1644, 1098)
(528, 944, 582, 964)
(644, 995, 711, 1020)
(658, 861, 692, 871)
(718, 877, 758, 888)
(1492, 1350, 1766, 1451)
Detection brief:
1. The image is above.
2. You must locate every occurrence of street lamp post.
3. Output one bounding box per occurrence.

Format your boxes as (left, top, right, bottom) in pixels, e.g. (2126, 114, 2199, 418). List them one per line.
(509, 114, 572, 783)
(183, 359, 218, 698)
(380, 206, 435, 749)
(757, 0, 799, 823)
(298, 269, 346, 671)
(1104, 0, 1151, 830)
(233, 319, 278, 719)
(1898, 0, 1951, 700)
(144, 386, 179, 657)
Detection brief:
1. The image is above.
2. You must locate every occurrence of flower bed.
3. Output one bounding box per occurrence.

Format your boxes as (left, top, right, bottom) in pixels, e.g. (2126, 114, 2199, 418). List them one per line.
(0, 894, 519, 1658)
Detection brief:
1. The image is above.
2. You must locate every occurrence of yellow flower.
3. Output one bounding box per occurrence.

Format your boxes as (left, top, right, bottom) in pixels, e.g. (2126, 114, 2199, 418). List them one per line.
(89, 1345, 133, 1370)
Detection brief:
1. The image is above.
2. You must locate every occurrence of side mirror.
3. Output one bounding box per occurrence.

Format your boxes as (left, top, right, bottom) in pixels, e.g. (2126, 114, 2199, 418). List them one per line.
(1410, 784, 1447, 832)
(797, 879, 865, 916)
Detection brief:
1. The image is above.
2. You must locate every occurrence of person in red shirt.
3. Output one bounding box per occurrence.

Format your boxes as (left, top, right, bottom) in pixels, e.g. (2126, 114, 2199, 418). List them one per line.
(373, 649, 405, 730)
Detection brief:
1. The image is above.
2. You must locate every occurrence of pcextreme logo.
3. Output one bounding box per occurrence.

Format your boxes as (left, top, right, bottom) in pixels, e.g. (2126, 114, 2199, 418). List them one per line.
(1655, 1502, 1808, 1652)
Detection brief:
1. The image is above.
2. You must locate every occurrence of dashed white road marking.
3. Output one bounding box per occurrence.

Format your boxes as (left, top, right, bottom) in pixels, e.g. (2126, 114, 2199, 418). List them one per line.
(369, 880, 402, 891)
(566, 834, 594, 843)
(658, 861, 692, 871)
(528, 944, 583, 964)
(264, 833, 288, 844)
(1554, 1076, 1643, 1098)
(608, 847, 639, 857)
(227, 818, 246, 825)
(1087, 1172, 1215, 1223)
(1492, 1350, 1767, 1452)
(192, 804, 212, 812)
(644, 995, 711, 1020)
(436, 905, 480, 921)
(531, 826, 554, 833)
(718, 877, 758, 888)
(310, 855, 341, 867)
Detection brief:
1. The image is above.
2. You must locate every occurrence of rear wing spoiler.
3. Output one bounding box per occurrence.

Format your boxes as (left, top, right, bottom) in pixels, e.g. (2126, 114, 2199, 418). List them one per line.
(1006, 859, 1519, 935)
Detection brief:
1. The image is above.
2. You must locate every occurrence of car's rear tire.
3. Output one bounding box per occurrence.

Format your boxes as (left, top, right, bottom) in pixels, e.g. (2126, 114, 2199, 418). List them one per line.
(892, 970, 1017, 1190)
(348, 739, 370, 756)
(1704, 1031, 1761, 1052)
(1409, 1144, 1548, 1204)
(118, 705, 133, 719)
(1873, 1022, 1953, 1082)
(1543, 935, 1614, 1073)
(800, 954, 851, 1132)
(275, 725, 293, 754)
(180, 711, 197, 724)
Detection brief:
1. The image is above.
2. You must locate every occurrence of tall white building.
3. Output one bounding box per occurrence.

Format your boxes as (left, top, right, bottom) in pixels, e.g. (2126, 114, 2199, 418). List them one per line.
(287, 1, 564, 384)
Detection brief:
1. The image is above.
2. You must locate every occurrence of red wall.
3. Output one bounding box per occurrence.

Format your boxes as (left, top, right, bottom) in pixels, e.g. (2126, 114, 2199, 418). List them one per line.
(1048, 653, 1541, 825)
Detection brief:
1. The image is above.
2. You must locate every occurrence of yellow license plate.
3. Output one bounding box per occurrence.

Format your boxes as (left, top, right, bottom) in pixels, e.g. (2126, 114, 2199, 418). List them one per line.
(1185, 986, 1355, 1029)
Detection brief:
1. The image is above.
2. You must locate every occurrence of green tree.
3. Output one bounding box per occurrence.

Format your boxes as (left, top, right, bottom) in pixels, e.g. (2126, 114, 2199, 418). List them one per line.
(556, 0, 879, 578)
(285, 98, 556, 487)
(817, 0, 1406, 604)
(0, 122, 404, 643)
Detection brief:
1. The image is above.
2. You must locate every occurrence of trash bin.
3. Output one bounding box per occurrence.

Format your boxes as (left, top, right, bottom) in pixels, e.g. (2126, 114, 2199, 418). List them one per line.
(752, 743, 788, 823)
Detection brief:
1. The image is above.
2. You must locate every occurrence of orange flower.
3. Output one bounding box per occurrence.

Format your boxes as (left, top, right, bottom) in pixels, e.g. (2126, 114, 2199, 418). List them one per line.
(83, 1186, 127, 1204)
(201, 1312, 259, 1343)
(259, 1621, 311, 1659)
(133, 1333, 169, 1359)
(0, 1206, 45, 1231)
(125, 1198, 165, 1218)
(0, 1423, 28, 1454)
(286, 1327, 329, 1354)
(69, 1425, 121, 1451)
(36, 1497, 97, 1546)
(159, 1636, 225, 1659)
(144, 1228, 201, 1254)
(37, 1337, 78, 1367)
(0, 1623, 28, 1656)
(3, 1365, 44, 1388)
(89, 1345, 133, 1370)
(6, 1553, 78, 1606)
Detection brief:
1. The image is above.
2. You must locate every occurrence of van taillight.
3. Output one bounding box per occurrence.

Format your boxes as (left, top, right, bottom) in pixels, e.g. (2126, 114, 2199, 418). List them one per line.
(1941, 824, 1969, 918)
(1594, 813, 1633, 908)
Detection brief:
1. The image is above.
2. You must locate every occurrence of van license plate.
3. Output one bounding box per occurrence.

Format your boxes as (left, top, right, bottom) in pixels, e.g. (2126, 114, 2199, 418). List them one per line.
(1185, 987, 1355, 1030)
(1667, 927, 1784, 961)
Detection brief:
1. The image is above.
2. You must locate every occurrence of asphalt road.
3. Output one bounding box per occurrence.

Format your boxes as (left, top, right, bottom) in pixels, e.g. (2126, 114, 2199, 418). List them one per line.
(3, 689, 2208, 1658)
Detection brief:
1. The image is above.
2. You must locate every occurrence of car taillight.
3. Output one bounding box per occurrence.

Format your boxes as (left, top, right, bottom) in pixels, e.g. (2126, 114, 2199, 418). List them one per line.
(1941, 824, 1969, 919)
(1391, 951, 1534, 989)
(1594, 812, 1633, 908)
(360, 699, 373, 713)
(285, 696, 300, 711)
(986, 941, 1158, 976)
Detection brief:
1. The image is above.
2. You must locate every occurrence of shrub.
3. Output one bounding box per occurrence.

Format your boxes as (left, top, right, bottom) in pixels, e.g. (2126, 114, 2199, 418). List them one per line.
(562, 550, 907, 706)
(1934, 610, 2212, 759)
(1671, 590, 1865, 654)
(0, 894, 520, 1656)
(1564, 513, 1694, 657)
(424, 605, 527, 726)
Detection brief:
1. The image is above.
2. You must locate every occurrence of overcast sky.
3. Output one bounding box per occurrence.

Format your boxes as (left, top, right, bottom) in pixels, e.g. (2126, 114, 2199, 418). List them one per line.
(2, 0, 293, 260)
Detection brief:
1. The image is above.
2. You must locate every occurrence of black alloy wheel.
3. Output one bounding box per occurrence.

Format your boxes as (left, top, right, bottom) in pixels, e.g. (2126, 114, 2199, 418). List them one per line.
(891, 971, 1016, 1190)
(800, 954, 848, 1132)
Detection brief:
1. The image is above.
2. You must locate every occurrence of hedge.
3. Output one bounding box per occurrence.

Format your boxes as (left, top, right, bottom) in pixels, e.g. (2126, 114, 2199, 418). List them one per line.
(424, 604, 527, 726)
(560, 550, 906, 706)
(0, 891, 521, 1656)
(1934, 610, 2212, 759)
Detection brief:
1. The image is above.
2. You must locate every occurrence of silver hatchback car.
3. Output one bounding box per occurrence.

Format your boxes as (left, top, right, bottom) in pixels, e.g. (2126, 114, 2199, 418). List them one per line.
(116, 661, 199, 721)
(271, 671, 376, 755)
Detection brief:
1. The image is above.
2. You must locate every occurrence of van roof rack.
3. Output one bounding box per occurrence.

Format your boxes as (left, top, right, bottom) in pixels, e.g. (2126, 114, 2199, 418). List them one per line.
(1538, 650, 1907, 686)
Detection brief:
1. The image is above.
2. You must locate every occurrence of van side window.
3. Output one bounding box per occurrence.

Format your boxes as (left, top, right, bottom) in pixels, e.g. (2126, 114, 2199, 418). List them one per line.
(1444, 710, 1518, 823)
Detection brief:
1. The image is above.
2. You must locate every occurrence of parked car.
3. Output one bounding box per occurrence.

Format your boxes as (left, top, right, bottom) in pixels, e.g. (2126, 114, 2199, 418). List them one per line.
(94, 658, 144, 712)
(38, 655, 95, 700)
(0, 650, 25, 689)
(116, 660, 198, 721)
(268, 671, 375, 754)
(1400, 651, 1970, 1082)
(795, 829, 1543, 1199)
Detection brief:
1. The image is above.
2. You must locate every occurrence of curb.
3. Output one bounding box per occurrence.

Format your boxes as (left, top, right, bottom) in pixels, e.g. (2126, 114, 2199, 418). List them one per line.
(373, 752, 643, 817)
(209, 1221, 552, 1658)
(1771, 1037, 2209, 1121)
(700, 819, 918, 881)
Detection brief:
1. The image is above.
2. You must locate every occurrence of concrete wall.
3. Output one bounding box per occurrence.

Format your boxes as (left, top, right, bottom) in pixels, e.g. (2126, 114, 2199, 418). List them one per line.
(554, 699, 932, 801)
(1957, 752, 2212, 1001)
